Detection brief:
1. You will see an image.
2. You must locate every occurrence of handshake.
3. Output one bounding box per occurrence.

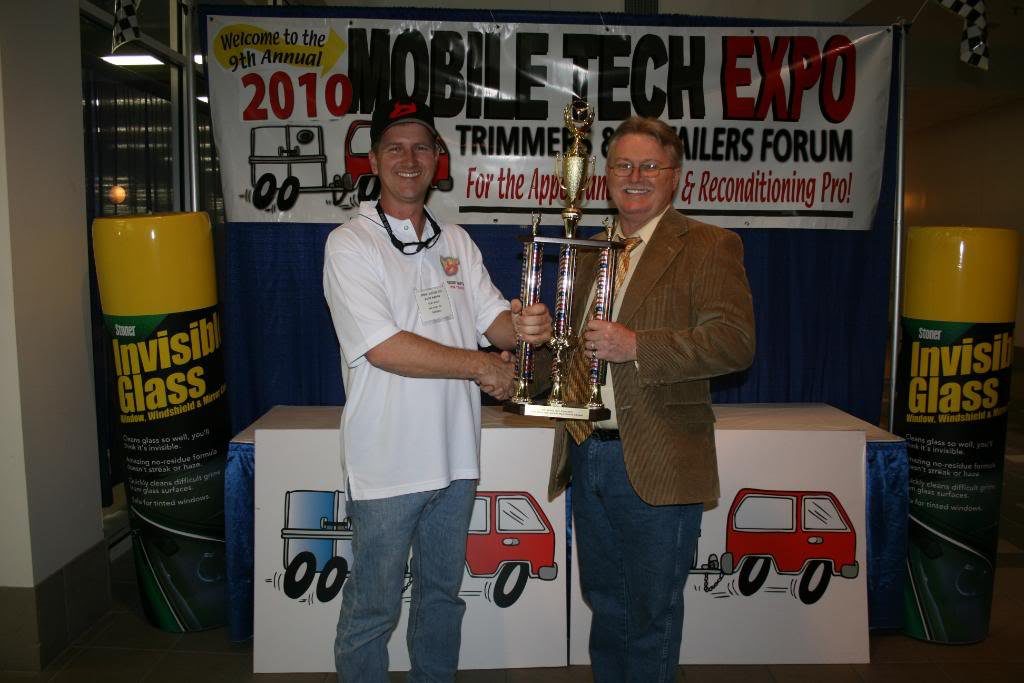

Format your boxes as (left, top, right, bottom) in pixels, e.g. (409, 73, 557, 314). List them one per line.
(476, 298, 551, 401)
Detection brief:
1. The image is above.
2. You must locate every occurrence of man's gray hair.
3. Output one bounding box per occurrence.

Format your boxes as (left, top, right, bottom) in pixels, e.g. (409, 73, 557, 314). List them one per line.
(608, 117, 683, 166)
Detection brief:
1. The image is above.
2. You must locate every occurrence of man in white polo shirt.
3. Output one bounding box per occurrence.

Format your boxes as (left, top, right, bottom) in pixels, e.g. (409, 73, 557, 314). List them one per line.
(323, 97, 551, 682)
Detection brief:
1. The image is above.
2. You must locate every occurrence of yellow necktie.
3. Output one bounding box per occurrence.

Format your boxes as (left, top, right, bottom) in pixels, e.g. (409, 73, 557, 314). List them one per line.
(564, 237, 642, 445)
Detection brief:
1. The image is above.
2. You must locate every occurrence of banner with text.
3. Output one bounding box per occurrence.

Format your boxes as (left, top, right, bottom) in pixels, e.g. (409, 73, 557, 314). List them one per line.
(205, 13, 893, 229)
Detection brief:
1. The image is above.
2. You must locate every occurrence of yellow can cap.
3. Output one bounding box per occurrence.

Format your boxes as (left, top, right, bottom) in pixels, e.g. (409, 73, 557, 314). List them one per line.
(903, 226, 1019, 323)
(92, 212, 217, 316)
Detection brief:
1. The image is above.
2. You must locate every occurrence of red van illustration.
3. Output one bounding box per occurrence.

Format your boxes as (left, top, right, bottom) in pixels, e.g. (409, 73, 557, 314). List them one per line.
(467, 491, 559, 607)
(719, 488, 858, 604)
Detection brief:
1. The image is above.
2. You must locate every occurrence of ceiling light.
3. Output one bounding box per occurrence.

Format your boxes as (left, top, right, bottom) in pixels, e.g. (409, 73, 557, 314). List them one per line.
(102, 55, 164, 66)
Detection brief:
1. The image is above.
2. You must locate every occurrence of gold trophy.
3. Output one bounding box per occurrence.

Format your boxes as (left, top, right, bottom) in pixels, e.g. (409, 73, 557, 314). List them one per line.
(505, 101, 624, 420)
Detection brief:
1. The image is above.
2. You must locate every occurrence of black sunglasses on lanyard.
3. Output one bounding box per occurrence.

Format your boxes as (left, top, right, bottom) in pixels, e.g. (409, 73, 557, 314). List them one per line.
(376, 202, 442, 255)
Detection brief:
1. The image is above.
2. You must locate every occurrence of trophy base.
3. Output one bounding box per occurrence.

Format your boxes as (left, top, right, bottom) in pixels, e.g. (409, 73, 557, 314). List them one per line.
(503, 402, 611, 421)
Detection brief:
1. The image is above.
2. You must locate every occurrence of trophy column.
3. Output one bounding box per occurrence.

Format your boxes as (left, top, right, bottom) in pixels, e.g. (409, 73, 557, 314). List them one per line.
(548, 209, 580, 406)
(511, 214, 543, 405)
(586, 224, 619, 409)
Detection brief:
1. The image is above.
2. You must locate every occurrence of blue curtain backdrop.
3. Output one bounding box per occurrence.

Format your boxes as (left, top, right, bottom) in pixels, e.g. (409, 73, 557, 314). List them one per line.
(206, 7, 901, 435)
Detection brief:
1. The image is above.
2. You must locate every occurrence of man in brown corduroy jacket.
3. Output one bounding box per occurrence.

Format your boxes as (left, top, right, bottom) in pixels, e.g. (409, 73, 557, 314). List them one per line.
(551, 116, 755, 682)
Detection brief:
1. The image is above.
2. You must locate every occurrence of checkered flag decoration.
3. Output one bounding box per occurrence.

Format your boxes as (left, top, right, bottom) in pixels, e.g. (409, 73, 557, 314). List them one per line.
(934, 0, 990, 70)
(111, 0, 142, 53)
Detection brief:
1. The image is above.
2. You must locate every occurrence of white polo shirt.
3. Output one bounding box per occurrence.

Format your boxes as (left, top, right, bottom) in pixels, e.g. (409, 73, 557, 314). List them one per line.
(323, 202, 509, 500)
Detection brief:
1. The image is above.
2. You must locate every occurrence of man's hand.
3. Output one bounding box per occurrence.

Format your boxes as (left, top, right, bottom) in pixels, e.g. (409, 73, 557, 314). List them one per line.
(510, 298, 552, 346)
(475, 351, 515, 401)
(583, 319, 637, 363)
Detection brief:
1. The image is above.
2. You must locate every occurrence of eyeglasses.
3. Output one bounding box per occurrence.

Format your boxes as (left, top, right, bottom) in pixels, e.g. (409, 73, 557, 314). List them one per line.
(608, 161, 679, 178)
(376, 203, 443, 255)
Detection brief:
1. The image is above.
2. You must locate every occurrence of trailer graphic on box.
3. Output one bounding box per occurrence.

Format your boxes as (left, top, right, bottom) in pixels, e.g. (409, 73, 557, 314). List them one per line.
(270, 489, 557, 608)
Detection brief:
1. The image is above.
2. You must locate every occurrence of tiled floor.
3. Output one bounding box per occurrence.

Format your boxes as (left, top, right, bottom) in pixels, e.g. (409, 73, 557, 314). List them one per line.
(5, 368, 1024, 682)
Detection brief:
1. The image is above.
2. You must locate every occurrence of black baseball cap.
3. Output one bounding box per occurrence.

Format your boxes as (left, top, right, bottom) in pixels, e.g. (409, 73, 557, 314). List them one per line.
(370, 97, 438, 146)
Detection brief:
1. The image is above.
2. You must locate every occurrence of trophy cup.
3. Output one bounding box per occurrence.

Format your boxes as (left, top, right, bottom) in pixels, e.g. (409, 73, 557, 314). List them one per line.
(505, 101, 624, 420)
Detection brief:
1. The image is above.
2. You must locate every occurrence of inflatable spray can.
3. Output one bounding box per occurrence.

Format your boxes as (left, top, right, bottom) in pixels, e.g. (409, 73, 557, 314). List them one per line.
(93, 212, 228, 631)
(894, 227, 1018, 643)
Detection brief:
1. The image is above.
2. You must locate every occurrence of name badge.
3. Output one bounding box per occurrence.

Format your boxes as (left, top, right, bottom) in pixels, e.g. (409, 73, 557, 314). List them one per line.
(415, 285, 454, 324)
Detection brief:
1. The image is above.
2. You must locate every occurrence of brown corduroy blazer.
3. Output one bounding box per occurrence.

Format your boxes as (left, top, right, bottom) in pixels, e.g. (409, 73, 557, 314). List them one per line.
(547, 209, 755, 506)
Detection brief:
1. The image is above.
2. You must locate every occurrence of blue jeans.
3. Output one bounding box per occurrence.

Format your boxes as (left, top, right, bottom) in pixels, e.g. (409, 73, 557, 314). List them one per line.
(335, 478, 477, 683)
(570, 437, 703, 683)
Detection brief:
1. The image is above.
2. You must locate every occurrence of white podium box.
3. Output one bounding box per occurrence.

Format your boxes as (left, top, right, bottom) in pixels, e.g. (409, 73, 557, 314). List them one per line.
(253, 407, 564, 673)
(252, 404, 872, 672)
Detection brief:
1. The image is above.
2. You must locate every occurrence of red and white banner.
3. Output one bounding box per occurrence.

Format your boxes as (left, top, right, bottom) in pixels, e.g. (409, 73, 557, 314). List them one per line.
(205, 13, 893, 229)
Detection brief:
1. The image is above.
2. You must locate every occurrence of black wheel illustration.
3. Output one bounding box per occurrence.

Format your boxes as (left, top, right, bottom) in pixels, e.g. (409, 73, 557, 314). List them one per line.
(737, 556, 770, 596)
(315, 555, 349, 603)
(276, 175, 301, 212)
(252, 172, 278, 210)
(357, 175, 380, 202)
(283, 551, 316, 599)
(493, 562, 528, 608)
(797, 560, 831, 605)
